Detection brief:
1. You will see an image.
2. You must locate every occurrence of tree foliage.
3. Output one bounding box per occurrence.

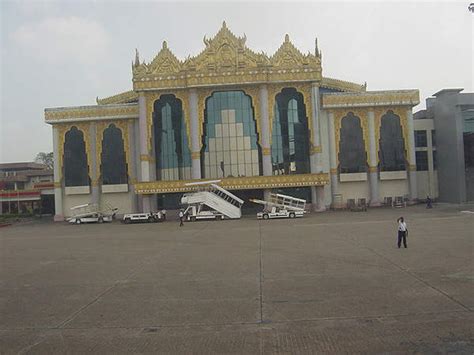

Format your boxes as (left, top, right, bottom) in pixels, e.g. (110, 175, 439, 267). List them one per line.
(35, 152, 54, 170)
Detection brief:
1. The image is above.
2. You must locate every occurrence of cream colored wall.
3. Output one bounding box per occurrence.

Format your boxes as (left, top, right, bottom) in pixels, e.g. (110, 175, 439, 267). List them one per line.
(100, 192, 133, 215)
(319, 110, 332, 207)
(379, 180, 409, 200)
(63, 194, 93, 217)
(337, 180, 370, 202)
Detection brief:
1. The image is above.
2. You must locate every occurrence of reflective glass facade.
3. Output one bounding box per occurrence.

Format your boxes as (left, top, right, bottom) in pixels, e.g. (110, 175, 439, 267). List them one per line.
(153, 95, 192, 180)
(201, 91, 261, 178)
(101, 124, 128, 185)
(271, 88, 310, 175)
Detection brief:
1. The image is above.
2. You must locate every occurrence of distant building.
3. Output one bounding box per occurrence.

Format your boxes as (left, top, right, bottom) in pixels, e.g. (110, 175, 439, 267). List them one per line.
(0, 162, 54, 214)
(414, 88, 474, 203)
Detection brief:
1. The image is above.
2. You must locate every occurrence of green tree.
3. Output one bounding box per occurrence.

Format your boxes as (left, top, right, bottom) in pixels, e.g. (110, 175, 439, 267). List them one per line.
(35, 152, 54, 170)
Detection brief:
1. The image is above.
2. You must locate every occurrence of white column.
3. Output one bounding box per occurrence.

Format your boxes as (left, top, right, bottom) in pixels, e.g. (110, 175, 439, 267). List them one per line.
(367, 110, 381, 206)
(138, 92, 151, 211)
(407, 109, 418, 201)
(328, 112, 339, 207)
(310, 83, 325, 211)
(52, 126, 64, 221)
(189, 89, 201, 179)
(426, 127, 435, 198)
(259, 85, 272, 176)
(89, 123, 100, 206)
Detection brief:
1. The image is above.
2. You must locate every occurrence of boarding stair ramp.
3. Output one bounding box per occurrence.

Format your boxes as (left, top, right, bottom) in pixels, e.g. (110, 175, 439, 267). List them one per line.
(181, 184, 243, 219)
(250, 193, 306, 212)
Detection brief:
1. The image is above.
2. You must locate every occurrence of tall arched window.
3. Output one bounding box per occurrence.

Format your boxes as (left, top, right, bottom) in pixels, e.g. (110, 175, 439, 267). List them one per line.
(339, 112, 367, 173)
(153, 95, 192, 180)
(271, 88, 310, 175)
(101, 124, 127, 185)
(379, 110, 406, 171)
(201, 91, 261, 178)
(64, 126, 89, 186)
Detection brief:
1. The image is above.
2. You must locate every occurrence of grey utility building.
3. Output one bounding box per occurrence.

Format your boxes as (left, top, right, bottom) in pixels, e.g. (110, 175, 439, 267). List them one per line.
(415, 89, 474, 203)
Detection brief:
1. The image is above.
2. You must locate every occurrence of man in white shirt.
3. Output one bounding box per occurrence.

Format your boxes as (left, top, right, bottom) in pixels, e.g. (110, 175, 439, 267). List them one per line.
(397, 217, 408, 248)
(178, 209, 184, 227)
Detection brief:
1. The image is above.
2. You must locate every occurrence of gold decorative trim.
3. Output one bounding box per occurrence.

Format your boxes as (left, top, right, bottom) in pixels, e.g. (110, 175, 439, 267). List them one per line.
(311, 145, 322, 154)
(368, 166, 378, 173)
(320, 77, 366, 93)
(135, 173, 329, 194)
(322, 90, 419, 108)
(330, 168, 338, 175)
(140, 154, 155, 162)
(241, 86, 262, 144)
(262, 147, 271, 156)
(132, 22, 321, 91)
(57, 123, 92, 182)
(53, 182, 61, 188)
(45, 105, 138, 121)
(197, 88, 215, 149)
(96, 120, 132, 182)
(144, 90, 191, 154)
(96, 91, 138, 105)
(408, 164, 417, 171)
(191, 151, 200, 159)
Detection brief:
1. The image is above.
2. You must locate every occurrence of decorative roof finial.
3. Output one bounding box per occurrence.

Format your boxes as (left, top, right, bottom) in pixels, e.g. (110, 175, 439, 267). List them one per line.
(222, 20, 227, 28)
(315, 37, 319, 57)
(363, 81, 367, 89)
(285, 34, 290, 43)
(162, 40, 167, 50)
(134, 48, 140, 67)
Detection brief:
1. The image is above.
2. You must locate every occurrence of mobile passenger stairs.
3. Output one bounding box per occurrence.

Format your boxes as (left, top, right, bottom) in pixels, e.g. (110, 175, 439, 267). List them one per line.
(250, 193, 306, 220)
(180, 181, 244, 221)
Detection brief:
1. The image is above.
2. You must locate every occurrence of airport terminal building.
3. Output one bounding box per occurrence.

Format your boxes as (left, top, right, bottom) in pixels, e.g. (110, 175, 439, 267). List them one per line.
(45, 23, 420, 219)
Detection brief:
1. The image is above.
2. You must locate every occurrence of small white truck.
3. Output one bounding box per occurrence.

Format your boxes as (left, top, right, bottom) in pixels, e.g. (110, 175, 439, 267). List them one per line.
(257, 206, 304, 220)
(67, 203, 118, 224)
(251, 193, 306, 220)
(183, 204, 225, 221)
(122, 211, 162, 224)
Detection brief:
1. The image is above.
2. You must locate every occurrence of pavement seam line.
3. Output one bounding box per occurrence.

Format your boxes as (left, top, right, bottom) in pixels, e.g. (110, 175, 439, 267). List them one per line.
(258, 221, 264, 324)
(351, 239, 472, 312)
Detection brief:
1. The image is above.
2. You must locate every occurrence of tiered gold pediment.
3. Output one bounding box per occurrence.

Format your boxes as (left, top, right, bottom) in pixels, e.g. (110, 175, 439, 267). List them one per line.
(186, 21, 269, 72)
(133, 41, 182, 77)
(132, 21, 323, 90)
(271, 34, 321, 69)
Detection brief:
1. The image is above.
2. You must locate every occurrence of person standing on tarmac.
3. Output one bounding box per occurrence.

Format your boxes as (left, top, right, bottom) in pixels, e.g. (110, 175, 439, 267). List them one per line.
(178, 209, 184, 227)
(397, 217, 408, 248)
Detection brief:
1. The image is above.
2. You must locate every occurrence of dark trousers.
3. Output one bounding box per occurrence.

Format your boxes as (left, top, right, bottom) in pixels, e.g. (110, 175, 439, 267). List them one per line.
(398, 230, 407, 248)
(179, 217, 184, 226)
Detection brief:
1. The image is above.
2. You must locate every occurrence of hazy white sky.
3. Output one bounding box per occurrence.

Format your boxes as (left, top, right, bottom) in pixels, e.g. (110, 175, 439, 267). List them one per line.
(0, 0, 472, 163)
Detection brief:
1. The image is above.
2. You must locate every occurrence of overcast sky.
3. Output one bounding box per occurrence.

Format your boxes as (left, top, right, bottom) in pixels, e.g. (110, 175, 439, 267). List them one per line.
(0, 0, 472, 163)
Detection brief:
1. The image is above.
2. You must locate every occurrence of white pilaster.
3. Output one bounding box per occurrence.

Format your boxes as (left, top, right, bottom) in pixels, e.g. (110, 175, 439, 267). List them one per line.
(310, 83, 325, 211)
(138, 92, 152, 211)
(407, 109, 418, 201)
(52, 126, 63, 221)
(328, 112, 339, 206)
(367, 110, 381, 206)
(259, 85, 272, 176)
(89, 123, 100, 206)
(189, 89, 201, 179)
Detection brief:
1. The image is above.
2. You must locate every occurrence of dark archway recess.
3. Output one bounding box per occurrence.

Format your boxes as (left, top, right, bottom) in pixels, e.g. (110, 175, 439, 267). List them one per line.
(379, 110, 407, 171)
(64, 126, 89, 186)
(271, 88, 310, 175)
(200, 91, 262, 179)
(153, 95, 192, 181)
(339, 112, 367, 173)
(101, 124, 128, 185)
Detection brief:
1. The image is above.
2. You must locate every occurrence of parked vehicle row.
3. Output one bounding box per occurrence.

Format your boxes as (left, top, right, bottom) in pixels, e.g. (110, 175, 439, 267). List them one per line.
(67, 183, 307, 225)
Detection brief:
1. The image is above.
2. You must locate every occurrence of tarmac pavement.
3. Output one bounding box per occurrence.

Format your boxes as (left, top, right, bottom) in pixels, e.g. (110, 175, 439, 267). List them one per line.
(0, 205, 473, 353)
